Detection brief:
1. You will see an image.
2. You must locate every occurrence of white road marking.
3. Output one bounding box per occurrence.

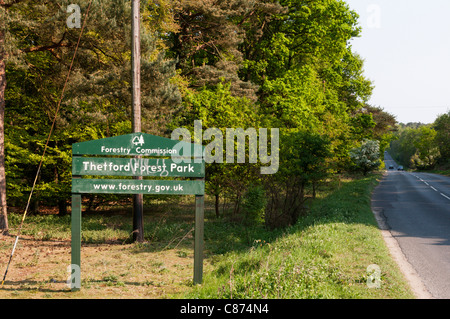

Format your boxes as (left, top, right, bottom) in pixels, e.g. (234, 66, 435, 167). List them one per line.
(407, 171, 448, 201)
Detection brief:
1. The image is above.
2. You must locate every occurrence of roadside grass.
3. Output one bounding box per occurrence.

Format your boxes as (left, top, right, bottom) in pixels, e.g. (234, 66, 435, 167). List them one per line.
(0, 200, 199, 298)
(182, 173, 415, 299)
(0, 173, 415, 299)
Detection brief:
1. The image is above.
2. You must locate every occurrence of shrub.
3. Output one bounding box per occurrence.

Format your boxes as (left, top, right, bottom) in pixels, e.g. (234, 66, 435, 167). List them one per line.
(241, 185, 267, 225)
(350, 139, 381, 175)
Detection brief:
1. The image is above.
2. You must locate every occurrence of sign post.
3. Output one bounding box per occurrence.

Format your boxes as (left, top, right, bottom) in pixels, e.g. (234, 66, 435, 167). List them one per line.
(70, 133, 205, 291)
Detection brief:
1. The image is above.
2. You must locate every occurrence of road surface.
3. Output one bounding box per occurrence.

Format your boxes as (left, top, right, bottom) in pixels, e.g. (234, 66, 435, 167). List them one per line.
(372, 153, 450, 299)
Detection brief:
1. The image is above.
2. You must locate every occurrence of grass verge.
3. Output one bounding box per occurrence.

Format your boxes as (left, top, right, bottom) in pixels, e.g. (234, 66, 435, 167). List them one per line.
(181, 173, 415, 299)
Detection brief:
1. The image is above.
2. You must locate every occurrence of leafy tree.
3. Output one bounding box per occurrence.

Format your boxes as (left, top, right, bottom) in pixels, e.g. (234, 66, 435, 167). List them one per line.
(365, 105, 397, 155)
(433, 111, 450, 165)
(389, 127, 419, 168)
(350, 139, 381, 175)
(170, 82, 261, 218)
(264, 130, 331, 228)
(169, 0, 377, 225)
(241, 0, 362, 84)
(349, 105, 397, 159)
(239, 0, 374, 172)
(0, 0, 384, 233)
(389, 123, 441, 170)
(411, 126, 439, 169)
(349, 112, 376, 142)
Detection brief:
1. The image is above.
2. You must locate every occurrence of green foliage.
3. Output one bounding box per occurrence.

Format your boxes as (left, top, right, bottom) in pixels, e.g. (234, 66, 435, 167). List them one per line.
(241, 185, 267, 226)
(433, 111, 450, 165)
(170, 83, 261, 217)
(264, 130, 331, 228)
(349, 113, 376, 141)
(350, 139, 382, 175)
(389, 117, 446, 170)
(261, 66, 326, 130)
(2, 0, 180, 213)
(411, 126, 439, 169)
(277, 130, 331, 183)
(1, 0, 389, 224)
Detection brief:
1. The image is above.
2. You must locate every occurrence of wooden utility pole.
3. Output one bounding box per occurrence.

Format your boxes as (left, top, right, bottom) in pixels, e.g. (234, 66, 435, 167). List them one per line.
(131, 0, 144, 242)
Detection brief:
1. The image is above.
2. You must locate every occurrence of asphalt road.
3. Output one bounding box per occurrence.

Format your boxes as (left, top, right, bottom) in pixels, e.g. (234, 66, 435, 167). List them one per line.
(372, 153, 450, 299)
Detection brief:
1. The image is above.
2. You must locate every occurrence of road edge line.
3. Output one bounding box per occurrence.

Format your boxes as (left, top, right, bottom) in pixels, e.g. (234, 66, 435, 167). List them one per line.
(371, 207, 434, 299)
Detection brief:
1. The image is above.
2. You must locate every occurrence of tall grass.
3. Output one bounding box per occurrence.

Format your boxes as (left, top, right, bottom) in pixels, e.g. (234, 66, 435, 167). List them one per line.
(183, 173, 415, 299)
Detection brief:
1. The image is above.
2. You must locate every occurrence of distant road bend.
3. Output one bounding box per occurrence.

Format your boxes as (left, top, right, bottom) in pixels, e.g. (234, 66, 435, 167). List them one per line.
(372, 153, 450, 299)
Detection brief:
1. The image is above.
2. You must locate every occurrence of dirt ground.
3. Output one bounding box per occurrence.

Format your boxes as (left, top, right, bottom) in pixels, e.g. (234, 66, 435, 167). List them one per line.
(0, 234, 196, 299)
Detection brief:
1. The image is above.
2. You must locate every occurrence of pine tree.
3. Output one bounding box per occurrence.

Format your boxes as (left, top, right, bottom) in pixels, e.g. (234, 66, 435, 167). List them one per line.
(168, 0, 283, 101)
(0, 0, 181, 227)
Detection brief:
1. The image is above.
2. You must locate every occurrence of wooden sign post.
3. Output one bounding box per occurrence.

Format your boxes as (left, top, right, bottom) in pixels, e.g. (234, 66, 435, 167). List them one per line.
(69, 132, 205, 291)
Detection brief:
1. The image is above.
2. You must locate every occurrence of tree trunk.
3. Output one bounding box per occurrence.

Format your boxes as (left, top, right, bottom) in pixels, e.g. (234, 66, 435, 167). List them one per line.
(0, 28, 9, 234)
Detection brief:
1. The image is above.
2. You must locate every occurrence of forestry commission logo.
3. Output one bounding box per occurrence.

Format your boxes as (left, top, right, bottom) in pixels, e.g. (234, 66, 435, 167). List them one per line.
(132, 135, 145, 146)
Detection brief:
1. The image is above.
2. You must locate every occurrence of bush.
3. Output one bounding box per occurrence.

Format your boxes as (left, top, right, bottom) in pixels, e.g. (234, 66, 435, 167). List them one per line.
(350, 139, 381, 175)
(241, 185, 267, 226)
(263, 131, 331, 228)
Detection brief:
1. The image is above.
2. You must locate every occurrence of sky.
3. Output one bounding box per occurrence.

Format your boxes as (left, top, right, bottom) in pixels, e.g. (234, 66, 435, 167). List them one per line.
(344, 0, 450, 124)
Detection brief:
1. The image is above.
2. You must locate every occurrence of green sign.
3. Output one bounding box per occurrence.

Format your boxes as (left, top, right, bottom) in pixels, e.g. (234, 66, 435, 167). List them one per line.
(72, 157, 205, 177)
(71, 133, 205, 291)
(72, 179, 205, 195)
(72, 132, 204, 157)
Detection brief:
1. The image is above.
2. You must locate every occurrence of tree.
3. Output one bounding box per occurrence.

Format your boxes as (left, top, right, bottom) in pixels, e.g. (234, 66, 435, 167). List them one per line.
(349, 112, 376, 142)
(350, 139, 381, 175)
(434, 111, 450, 165)
(0, 0, 180, 230)
(412, 126, 439, 169)
(394, 127, 420, 167)
(241, 0, 362, 85)
(239, 0, 374, 172)
(168, 0, 273, 101)
(349, 105, 397, 157)
(264, 130, 331, 228)
(0, 0, 24, 233)
(389, 123, 441, 170)
(0, 23, 7, 233)
(170, 82, 261, 218)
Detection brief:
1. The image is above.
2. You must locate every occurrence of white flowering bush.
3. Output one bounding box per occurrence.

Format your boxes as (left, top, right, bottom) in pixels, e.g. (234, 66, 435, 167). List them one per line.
(350, 139, 382, 175)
